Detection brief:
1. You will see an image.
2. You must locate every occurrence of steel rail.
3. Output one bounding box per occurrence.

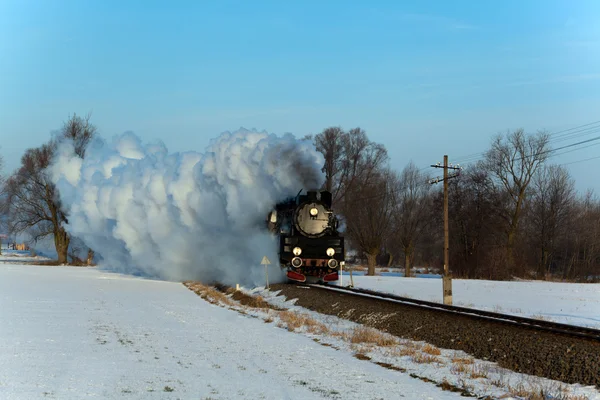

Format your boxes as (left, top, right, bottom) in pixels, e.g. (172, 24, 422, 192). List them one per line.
(308, 283, 600, 341)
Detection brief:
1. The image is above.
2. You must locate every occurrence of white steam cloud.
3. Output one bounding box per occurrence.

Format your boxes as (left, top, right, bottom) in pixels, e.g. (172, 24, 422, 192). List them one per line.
(50, 128, 324, 286)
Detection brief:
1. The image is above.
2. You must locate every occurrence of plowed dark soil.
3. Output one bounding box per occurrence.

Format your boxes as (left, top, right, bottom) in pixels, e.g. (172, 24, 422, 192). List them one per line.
(269, 283, 600, 388)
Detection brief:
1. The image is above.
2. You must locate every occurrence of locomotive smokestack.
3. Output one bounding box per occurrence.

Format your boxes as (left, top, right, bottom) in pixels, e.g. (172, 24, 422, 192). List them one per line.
(307, 190, 318, 201)
(320, 191, 332, 208)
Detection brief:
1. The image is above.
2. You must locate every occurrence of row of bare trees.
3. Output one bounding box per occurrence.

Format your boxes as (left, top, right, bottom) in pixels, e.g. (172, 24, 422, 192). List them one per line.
(1, 117, 598, 281)
(310, 126, 600, 281)
(0, 113, 96, 264)
(308, 127, 432, 276)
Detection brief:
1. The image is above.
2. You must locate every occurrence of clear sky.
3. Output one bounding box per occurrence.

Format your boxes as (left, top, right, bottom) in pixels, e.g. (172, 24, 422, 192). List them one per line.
(1, 0, 599, 192)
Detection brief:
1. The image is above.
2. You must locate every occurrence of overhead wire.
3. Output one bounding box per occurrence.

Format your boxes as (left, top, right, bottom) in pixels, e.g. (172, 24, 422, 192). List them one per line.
(347, 121, 600, 203)
(433, 120, 600, 169)
(559, 155, 600, 166)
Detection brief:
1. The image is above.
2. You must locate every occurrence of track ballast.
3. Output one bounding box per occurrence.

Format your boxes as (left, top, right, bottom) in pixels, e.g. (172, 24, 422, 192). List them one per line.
(310, 283, 600, 342)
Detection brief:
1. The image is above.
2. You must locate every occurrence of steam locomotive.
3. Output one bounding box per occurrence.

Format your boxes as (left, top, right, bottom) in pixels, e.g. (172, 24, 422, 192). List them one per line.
(267, 189, 345, 283)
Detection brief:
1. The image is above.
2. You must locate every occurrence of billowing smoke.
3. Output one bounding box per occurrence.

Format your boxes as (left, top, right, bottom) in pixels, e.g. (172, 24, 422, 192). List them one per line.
(49, 128, 324, 286)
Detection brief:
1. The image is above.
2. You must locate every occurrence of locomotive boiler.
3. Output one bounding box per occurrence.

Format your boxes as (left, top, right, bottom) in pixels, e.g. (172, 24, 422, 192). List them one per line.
(267, 189, 345, 283)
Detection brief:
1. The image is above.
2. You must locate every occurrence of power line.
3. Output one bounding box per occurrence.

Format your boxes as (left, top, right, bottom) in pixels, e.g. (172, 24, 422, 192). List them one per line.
(551, 125, 600, 144)
(560, 155, 600, 166)
(550, 142, 600, 158)
(353, 124, 600, 202)
(448, 120, 600, 166)
(512, 135, 600, 163)
(548, 120, 600, 140)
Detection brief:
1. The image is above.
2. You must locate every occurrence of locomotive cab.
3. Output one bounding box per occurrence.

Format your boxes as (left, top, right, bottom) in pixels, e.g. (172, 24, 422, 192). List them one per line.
(267, 189, 345, 283)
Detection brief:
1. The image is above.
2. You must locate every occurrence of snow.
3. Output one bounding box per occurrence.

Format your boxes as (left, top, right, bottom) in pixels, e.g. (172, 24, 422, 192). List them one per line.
(343, 274, 600, 329)
(0, 264, 464, 400)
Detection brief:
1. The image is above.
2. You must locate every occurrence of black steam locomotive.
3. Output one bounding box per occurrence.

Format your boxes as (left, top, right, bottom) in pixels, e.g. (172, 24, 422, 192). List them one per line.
(267, 189, 345, 283)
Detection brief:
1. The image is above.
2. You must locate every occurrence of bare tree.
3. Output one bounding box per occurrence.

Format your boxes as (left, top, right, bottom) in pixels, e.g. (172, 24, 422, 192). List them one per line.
(527, 165, 575, 277)
(446, 163, 507, 279)
(484, 129, 550, 273)
(313, 127, 388, 206)
(391, 161, 431, 277)
(3, 144, 70, 262)
(59, 112, 97, 158)
(343, 168, 397, 275)
(314, 126, 344, 193)
(2, 113, 96, 263)
(562, 191, 600, 280)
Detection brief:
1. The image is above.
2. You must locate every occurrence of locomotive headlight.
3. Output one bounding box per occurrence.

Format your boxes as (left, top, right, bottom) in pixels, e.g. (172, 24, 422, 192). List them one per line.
(310, 207, 319, 216)
(293, 247, 302, 256)
(326, 247, 335, 257)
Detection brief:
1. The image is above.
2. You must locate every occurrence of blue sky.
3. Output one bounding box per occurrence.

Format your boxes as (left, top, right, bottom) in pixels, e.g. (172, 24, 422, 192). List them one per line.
(1, 0, 599, 192)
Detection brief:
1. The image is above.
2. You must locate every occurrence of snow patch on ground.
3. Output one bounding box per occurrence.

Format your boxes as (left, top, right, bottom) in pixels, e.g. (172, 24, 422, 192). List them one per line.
(0, 264, 465, 400)
(2, 259, 598, 399)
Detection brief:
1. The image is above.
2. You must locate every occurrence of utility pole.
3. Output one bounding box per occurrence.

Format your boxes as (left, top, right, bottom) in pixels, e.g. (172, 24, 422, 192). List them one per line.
(430, 155, 461, 305)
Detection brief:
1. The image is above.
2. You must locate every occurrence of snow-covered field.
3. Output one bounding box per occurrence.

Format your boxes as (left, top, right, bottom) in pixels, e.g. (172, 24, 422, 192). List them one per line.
(343, 274, 600, 329)
(1, 264, 467, 400)
(2, 249, 599, 400)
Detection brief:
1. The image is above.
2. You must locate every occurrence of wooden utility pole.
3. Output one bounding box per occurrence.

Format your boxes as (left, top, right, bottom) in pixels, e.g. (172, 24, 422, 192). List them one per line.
(430, 155, 461, 305)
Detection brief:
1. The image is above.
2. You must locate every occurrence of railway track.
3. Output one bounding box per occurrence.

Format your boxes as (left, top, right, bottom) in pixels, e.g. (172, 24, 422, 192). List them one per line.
(310, 283, 600, 342)
(271, 282, 600, 387)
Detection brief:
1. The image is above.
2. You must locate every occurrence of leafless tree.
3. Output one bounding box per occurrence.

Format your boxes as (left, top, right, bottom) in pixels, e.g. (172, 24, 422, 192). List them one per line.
(562, 191, 600, 280)
(445, 163, 507, 279)
(2, 113, 96, 263)
(391, 161, 432, 277)
(3, 144, 70, 262)
(314, 126, 344, 193)
(484, 128, 550, 273)
(343, 168, 397, 276)
(313, 127, 388, 207)
(526, 165, 575, 277)
(59, 112, 97, 158)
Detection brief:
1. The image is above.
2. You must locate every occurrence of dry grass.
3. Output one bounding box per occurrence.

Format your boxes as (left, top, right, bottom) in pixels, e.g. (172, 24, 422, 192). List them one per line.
(385, 340, 422, 358)
(422, 344, 441, 356)
(451, 363, 467, 375)
(230, 291, 281, 310)
(503, 381, 590, 400)
(330, 330, 351, 341)
(354, 353, 371, 361)
(388, 346, 419, 358)
(277, 310, 329, 334)
(451, 356, 475, 365)
(349, 326, 397, 347)
(183, 282, 235, 307)
(468, 364, 489, 379)
(531, 314, 550, 321)
(450, 354, 489, 379)
(411, 353, 441, 364)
